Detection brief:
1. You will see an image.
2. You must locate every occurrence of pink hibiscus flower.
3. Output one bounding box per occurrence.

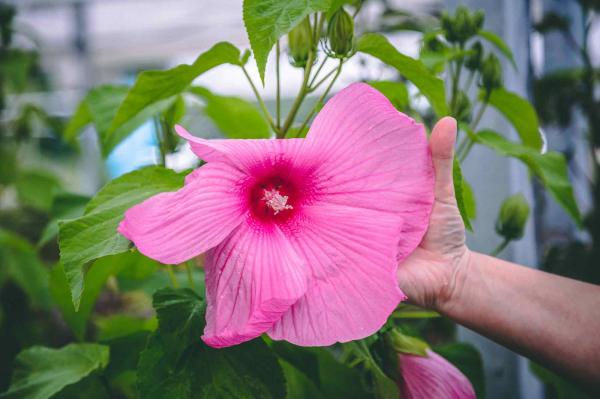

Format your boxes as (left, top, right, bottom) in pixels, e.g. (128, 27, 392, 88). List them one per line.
(118, 83, 434, 348)
(398, 350, 476, 399)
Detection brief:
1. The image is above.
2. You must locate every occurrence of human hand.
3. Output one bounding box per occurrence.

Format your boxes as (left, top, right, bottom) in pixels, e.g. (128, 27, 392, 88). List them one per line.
(397, 117, 471, 311)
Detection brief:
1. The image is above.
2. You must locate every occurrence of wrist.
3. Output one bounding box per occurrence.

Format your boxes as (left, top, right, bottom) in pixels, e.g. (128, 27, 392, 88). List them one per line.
(435, 246, 473, 315)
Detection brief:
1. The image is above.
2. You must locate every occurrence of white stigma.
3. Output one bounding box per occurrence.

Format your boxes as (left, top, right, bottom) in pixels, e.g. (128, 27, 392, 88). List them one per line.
(262, 188, 293, 215)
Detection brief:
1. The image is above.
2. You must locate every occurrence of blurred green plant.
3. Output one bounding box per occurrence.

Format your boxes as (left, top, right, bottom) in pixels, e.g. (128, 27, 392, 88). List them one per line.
(531, 1, 598, 394)
(533, 0, 600, 284)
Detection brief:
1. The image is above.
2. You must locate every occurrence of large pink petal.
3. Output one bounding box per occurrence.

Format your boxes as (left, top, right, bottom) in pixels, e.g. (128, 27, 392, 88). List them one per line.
(175, 125, 309, 175)
(202, 220, 308, 348)
(118, 162, 247, 264)
(305, 83, 434, 261)
(399, 350, 476, 399)
(267, 203, 405, 346)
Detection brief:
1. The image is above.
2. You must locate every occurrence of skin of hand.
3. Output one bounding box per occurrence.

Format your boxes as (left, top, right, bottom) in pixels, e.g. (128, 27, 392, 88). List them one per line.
(397, 116, 469, 310)
(398, 116, 600, 391)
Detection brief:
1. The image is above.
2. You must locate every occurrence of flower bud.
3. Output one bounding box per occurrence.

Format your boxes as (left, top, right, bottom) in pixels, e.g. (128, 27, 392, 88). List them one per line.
(465, 41, 483, 71)
(480, 53, 503, 93)
(454, 91, 472, 123)
(288, 17, 313, 68)
(0, 3, 16, 47)
(440, 11, 455, 41)
(472, 10, 485, 31)
(442, 6, 483, 45)
(398, 350, 476, 399)
(423, 35, 445, 53)
(453, 6, 470, 41)
(495, 194, 530, 241)
(326, 8, 355, 58)
(389, 330, 429, 356)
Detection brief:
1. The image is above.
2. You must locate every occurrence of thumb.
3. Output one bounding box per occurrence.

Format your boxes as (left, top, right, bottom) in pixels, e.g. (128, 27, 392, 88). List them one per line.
(429, 117, 457, 201)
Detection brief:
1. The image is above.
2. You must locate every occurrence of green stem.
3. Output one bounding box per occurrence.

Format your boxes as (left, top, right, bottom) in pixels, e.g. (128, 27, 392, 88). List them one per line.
(153, 117, 166, 166)
(166, 265, 179, 288)
(277, 13, 326, 137)
(276, 40, 281, 129)
(491, 239, 510, 256)
(241, 65, 278, 134)
(296, 59, 343, 137)
(352, 1, 363, 18)
(470, 97, 489, 131)
(280, 50, 315, 137)
(449, 45, 465, 114)
(458, 94, 490, 161)
(309, 62, 344, 92)
(464, 70, 475, 93)
(309, 56, 328, 87)
(312, 13, 320, 44)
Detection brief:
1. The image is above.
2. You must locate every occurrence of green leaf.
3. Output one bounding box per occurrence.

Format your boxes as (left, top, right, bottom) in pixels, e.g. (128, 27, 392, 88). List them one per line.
(151, 287, 205, 353)
(462, 178, 477, 220)
(15, 170, 61, 212)
(103, 331, 150, 382)
(326, 0, 354, 18)
(393, 304, 440, 319)
(271, 341, 370, 399)
(162, 95, 186, 127)
(341, 341, 399, 399)
(243, 0, 331, 83)
(38, 192, 90, 247)
(137, 288, 286, 399)
(486, 88, 542, 150)
(0, 343, 109, 399)
(189, 87, 270, 138)
(50, 252, 149, 340)
(284, 126, 310, 139)
(314, 348, 369, 399)
(95, 314, 157, 342)
(0, 143, 17, 185)
(367, 80, 409, 111)
(64, 85, 176, 157)
(357, 33, 449, 116)
(453, 159, 473, 231)
(477, 30, 517, 70)
(280, 360, 326, 399)
(108, 42, 241, 147)
(0, 229, 51, 309)
(474, 130, 582, 226)
(434, 343, 485, 399)
(63, 98, 92, 143)
(420, 48, 475, 74)
(58, 166, 185, 310)
(52, 376, 109, 399)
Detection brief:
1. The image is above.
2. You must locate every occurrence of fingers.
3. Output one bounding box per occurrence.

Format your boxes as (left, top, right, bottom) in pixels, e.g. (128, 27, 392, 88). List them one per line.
(430, 117, 457, 201)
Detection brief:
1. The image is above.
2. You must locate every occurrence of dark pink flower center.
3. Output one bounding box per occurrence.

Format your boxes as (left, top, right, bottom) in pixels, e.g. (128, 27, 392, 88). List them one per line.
(249, 175, 299, 223)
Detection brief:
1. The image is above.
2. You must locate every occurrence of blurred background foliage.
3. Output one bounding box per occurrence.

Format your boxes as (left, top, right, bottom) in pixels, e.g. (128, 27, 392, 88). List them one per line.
(0, 0, 597, 398)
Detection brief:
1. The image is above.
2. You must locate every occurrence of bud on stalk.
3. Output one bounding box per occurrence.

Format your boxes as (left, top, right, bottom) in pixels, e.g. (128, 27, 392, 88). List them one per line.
(326, 8, 355, 58)
(496, 194, 530, 241)
(480, 53, 503, 93)
(288, 17, 314, 68)
(465, 41, 483, 71)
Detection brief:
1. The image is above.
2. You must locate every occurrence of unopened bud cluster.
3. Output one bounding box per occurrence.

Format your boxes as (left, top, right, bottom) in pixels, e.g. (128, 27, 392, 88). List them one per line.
(441, 6, 484, 45)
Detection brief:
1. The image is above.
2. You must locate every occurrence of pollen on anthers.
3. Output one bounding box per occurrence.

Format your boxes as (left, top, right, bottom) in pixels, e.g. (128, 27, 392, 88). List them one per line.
(262, 188, 293, 215)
